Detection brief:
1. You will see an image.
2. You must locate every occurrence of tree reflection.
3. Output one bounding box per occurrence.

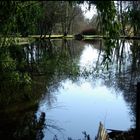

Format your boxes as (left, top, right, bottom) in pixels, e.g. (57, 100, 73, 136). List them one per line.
(25, 39, 82, 77)
(0, 109, 45, 140)
(0, 39, 86, 139)
(1, 38, 139, 139)
(94, 39, 140, 128)
(28, 39, 84, 104)
(79, 39, 139, 132)
(25, 39, 140, 138)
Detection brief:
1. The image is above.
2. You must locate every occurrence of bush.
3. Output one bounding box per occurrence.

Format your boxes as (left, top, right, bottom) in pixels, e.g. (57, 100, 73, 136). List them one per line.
(80, 28, 99, 35)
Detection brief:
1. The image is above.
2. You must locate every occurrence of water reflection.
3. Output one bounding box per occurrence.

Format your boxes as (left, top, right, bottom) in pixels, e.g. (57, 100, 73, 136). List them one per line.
(0, 105, 45, 140)
(36, 39, 138, 139)
(79, 44, 100, 72)
(38, 79, 131, 139)
(0, 39, 139, 139)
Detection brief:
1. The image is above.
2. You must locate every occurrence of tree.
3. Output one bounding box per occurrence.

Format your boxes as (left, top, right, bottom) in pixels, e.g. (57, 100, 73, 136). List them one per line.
(37, 1, 61, 37)
(0, 1, 42, 100)
(128, 1, 140, 36)
(16, 1, 42, 36)
(0, 1, 42, 36)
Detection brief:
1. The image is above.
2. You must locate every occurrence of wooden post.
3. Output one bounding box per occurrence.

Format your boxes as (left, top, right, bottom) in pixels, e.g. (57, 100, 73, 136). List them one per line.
(96, 122, 109, 140)
(135, 82, 140, 140)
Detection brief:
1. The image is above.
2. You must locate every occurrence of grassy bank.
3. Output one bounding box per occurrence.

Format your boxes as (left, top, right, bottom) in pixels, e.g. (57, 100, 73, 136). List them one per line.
(1, 35, 139, 46)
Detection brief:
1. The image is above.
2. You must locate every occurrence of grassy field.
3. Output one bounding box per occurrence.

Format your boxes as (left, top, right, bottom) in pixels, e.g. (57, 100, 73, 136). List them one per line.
(30, 34, 74, 39)
(2, 34, 139, 46)
(17, 35, 74, 45)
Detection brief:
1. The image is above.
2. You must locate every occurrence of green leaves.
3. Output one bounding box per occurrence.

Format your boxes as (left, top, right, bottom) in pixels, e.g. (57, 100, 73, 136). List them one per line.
(22, 73, 32, 85)
(0, 1, 43, 36)
(0, 54, 16, 72)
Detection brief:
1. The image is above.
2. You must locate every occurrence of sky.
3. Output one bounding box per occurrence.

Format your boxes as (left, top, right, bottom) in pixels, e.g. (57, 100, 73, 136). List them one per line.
(80, 2, 97, 20)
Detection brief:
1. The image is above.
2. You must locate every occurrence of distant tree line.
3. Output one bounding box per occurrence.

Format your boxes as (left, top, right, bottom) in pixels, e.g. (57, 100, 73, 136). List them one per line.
(0, 1, 91, 37)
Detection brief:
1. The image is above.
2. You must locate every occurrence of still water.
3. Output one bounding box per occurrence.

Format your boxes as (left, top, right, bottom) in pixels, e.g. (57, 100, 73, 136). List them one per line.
(36, 40, 133, 140)
(1, 39, 139, 140)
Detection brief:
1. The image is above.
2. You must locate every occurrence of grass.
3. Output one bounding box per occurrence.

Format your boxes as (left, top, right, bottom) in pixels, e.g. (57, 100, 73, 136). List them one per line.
(15, 37, 35, 45)
(1, 34, 139, 46)
(15, 35, 74, 45)
(30, 34, 74, 39)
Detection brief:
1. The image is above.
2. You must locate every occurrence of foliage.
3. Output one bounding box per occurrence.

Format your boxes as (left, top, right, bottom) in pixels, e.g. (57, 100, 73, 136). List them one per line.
(127, 1, 140, 36)
(0, 109, 45, 140)
(93, 1, 120, 64)
(80, 28, 99, 35)
(37, 1, 60, 36)
(0, 40, 32, 106)
(0, 1, 43, 106)
(0, 1, 42, 36)
(0, 1, 17, 34)
(36, 40, 80, 81)
(14, 112, 45, 140)
(15, 1, 42, 36)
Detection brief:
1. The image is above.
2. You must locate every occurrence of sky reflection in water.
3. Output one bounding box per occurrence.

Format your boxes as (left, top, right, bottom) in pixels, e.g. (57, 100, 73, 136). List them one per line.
(37, 43, 132, 140)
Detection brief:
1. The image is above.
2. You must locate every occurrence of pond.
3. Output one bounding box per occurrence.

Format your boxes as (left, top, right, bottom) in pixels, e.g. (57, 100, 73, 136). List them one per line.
(0, 39, 140, 140)
(35, 39, 136, 139)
